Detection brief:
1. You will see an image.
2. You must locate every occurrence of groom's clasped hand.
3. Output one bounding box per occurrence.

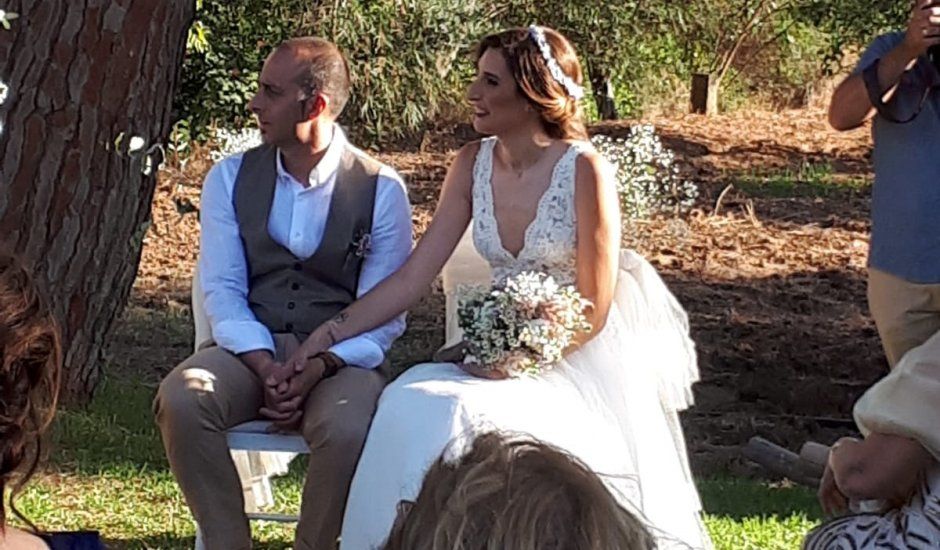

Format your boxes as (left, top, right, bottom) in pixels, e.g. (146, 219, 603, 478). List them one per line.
(258, 347, 329, 432)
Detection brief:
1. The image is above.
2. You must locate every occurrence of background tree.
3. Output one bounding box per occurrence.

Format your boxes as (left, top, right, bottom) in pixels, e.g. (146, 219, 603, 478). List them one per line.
(796, 0, 908, 70)
(499, 1, 647, 120)
(662, 0, 820, 114)
(0, 0, 196, 402)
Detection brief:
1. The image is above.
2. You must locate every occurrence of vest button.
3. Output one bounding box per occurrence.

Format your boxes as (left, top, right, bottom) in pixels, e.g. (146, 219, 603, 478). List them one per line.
(285, 323, 294, 331)
(293, 263, 302, 271)
(291, 283, 300, 291)
(287, 302, 295, 310)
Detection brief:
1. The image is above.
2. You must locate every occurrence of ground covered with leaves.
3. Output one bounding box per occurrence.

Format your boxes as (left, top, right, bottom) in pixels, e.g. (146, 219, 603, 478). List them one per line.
(132, 107, 877, 477)
(15, 107, 880, 548)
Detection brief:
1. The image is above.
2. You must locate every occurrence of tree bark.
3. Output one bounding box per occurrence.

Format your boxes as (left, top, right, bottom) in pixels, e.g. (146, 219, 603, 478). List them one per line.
(0, 0, 195, 402)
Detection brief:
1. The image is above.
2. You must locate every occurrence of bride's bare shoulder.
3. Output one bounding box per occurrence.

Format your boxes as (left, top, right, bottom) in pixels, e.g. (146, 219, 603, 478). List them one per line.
(573, 148, 610, 183)
(442, 140, 486, 190)
(451, 140, 484, 164)
(573, 148, 618, 210)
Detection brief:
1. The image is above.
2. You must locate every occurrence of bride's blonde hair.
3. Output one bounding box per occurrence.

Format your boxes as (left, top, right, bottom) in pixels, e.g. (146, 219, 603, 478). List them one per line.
(476, 27, 589, 141)
(382, 432, 654, 550)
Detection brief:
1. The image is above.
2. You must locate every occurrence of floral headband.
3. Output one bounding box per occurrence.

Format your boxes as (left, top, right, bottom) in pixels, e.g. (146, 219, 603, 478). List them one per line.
(527, 25, 585, 100)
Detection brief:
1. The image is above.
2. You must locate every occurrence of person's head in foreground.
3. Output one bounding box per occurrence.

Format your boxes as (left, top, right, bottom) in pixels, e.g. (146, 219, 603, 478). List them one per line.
(468, 26, 589, 141)
(383, 432, 655, 550)
(0, 251, 61, 547)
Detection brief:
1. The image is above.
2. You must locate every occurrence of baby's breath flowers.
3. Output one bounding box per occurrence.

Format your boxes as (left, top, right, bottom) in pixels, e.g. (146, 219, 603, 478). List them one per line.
(591, 125, 698, 221)
(210, 127, 262, 161)
(457, 271, 591, 377)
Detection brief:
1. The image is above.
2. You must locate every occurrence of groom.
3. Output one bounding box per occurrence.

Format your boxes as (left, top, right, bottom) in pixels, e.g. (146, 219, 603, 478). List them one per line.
(154, 37, 412, 550)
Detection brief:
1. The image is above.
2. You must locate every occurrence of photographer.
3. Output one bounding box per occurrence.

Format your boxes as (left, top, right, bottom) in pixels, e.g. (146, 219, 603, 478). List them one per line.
(829, 0, 940, 369)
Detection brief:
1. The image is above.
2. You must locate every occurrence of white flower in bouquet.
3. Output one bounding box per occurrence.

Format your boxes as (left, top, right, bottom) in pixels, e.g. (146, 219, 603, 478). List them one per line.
(457, 271, 592, 377)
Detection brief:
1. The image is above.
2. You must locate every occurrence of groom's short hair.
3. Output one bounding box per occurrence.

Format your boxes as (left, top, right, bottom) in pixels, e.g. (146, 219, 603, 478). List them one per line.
(277, 37, 351, 118)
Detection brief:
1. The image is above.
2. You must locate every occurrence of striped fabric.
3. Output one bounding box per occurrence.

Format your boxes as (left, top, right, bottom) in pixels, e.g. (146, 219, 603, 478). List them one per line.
(804, 465, 940, 549)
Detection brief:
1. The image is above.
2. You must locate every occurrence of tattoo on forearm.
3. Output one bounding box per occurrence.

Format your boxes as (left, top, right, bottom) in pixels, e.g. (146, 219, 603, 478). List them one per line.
(333, 312, 348, 324)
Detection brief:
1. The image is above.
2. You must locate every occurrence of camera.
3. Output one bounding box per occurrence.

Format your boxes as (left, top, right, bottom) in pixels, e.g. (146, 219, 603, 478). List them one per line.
(930, 44, 940, 73)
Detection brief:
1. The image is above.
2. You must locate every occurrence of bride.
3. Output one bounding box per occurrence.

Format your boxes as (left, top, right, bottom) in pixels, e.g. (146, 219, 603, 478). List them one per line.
(292, 26, 711, 549)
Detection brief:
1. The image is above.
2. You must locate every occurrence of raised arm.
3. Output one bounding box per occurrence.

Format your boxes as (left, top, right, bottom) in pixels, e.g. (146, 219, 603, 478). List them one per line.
(298, 142, 480, 356)
(829, 2, 940, 131)
(571, 152, 621, 346)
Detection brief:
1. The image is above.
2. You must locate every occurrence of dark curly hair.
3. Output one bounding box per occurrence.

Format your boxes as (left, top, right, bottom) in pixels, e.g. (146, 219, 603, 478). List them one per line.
(0, 250, 61, 532)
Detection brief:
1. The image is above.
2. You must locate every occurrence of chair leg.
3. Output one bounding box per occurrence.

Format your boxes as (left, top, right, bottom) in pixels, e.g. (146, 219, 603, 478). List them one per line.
(232, 449, 275, 511)
(194, 524, 206, 550)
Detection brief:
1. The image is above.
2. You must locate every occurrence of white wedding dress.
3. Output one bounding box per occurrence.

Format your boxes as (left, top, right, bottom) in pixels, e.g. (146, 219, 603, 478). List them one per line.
(339, 138, 712, 549)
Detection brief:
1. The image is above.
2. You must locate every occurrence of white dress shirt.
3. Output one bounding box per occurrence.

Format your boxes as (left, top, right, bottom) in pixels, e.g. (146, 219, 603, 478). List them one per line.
(198, 126, 412, 368)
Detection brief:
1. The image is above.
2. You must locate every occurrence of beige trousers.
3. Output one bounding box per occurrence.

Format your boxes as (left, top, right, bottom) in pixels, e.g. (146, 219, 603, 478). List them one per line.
(868, 267, 940, 368)
(153, 334, 387, 550)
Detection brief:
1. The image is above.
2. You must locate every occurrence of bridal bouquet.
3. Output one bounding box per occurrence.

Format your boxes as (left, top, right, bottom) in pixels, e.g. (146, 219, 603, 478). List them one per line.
(457, 271, 592, 377)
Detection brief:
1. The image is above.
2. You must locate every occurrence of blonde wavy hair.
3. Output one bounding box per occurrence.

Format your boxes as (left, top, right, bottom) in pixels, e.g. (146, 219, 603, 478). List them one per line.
(475, 27, 589, 142)
(383, 432, 654, 550)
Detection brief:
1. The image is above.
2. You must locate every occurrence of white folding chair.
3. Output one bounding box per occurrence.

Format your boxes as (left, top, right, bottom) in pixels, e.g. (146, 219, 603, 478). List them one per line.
(191, 264, 307, 549)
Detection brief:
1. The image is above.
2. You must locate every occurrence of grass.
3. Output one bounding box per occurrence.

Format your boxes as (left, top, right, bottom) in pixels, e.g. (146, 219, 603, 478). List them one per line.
(10, 377, 824, 549)
(732, 161, 871, 198)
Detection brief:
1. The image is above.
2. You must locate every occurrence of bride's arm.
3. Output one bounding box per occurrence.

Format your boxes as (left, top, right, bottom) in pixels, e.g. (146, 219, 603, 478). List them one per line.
(571, 152, 621, 347)
(299, 142, 479, 358)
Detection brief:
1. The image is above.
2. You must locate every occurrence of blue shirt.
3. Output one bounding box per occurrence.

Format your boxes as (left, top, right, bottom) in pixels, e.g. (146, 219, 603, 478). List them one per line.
(854, 32, 940, 283)
(198, 126, 413, 368)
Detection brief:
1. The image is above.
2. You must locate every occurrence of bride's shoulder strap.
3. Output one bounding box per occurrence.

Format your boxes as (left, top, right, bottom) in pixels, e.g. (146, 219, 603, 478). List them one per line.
(468, 137, 496, 192)
(451, 138, 491, 172)
(475, 136, 497, 162)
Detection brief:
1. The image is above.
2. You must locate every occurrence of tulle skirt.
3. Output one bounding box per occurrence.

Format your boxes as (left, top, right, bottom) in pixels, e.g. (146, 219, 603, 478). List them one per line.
(338, 251, 711, 549)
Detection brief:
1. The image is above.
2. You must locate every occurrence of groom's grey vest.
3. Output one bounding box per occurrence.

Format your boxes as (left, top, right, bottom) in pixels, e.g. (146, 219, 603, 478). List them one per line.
(233, 144, 379, 336)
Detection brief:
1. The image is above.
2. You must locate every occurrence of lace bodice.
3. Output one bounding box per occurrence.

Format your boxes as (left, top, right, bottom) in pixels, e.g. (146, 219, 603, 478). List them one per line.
(471, 137, 582, 286)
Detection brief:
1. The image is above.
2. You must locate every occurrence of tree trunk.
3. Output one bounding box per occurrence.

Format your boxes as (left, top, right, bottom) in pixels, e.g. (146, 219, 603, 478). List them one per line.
(691, 73, 720, 116)
(0, 0, 195, 403)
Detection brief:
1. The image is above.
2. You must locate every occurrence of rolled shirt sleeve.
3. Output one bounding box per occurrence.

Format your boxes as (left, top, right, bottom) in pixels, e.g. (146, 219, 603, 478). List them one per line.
(854, 330, 940, 461)
(198, 154, 276, 355)
(326, 167, 413, 368)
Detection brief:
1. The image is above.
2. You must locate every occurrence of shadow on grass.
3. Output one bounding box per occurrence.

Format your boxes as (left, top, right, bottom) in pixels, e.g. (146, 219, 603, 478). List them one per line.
(699, 477, 822, 522)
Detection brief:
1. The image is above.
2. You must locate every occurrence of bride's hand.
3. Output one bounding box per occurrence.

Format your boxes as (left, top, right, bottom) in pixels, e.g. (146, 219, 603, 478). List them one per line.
(458, 361, 509, 380)
(286, 325, 335, 376)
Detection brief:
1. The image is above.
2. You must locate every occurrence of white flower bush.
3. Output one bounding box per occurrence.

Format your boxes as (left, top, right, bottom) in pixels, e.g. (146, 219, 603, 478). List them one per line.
(457, 271, 591, 377)
(592, 125, 698, 220)
(210, 127, 261, 161)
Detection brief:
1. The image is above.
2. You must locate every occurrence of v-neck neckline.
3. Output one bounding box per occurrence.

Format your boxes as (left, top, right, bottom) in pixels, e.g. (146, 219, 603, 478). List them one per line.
(487, 140, 575, 260)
